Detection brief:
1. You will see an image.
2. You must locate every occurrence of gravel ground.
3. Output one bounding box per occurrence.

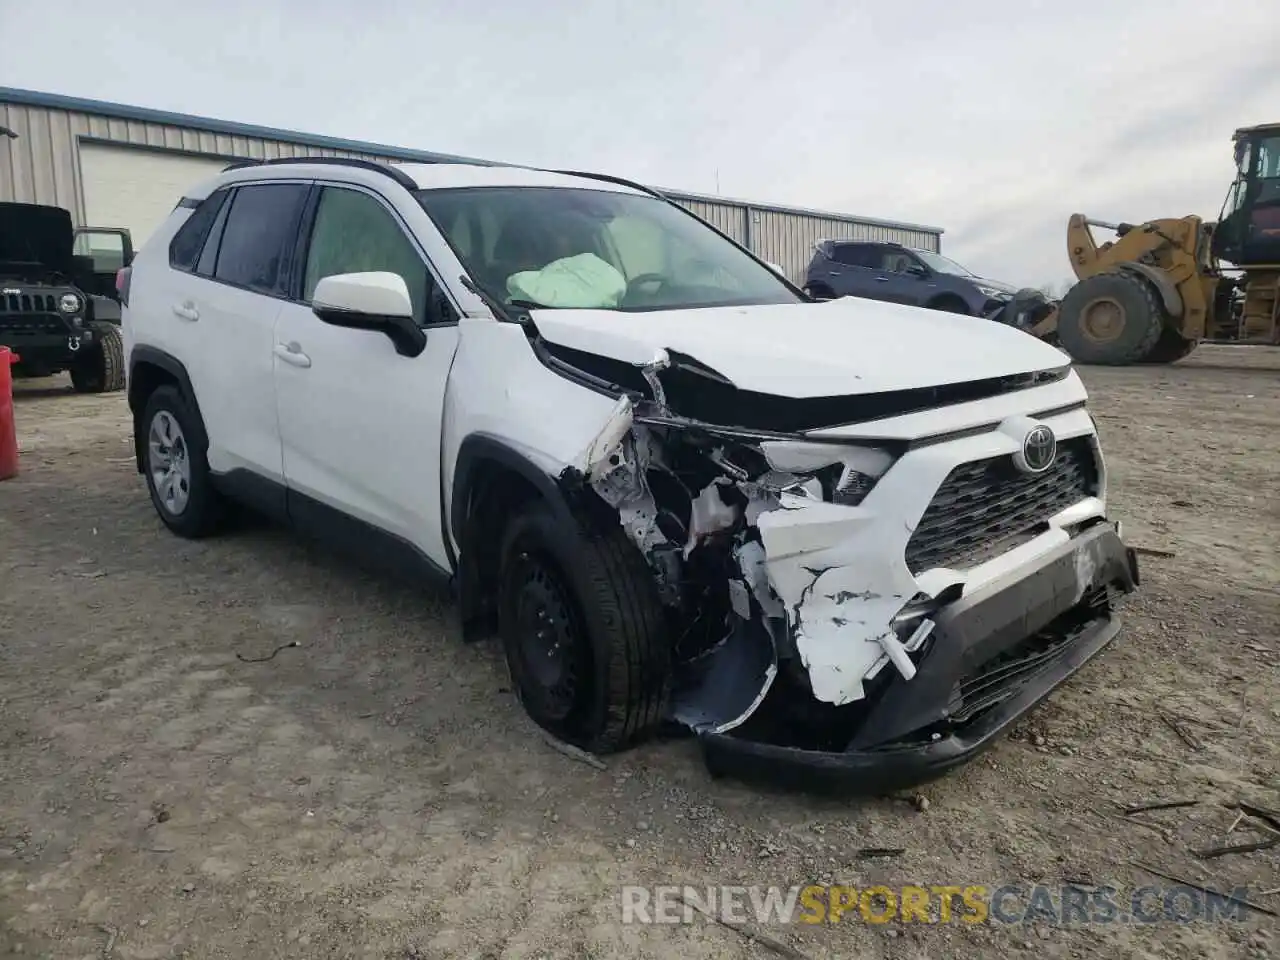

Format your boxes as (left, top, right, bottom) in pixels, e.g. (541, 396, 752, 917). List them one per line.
(1, 345, 1277, 959)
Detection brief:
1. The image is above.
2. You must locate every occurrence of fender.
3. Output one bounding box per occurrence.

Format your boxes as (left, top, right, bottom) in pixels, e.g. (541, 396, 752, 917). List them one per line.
(1116, 262, 1184, 318)
(127, 345, 209, 473)
(449, 433, 576, 546)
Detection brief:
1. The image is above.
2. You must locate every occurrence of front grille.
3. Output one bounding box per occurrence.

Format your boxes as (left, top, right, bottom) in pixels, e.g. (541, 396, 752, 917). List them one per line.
(0, 312, 64, 335)
(2, 292, 58, 313)
(905, 436, 1098, 573)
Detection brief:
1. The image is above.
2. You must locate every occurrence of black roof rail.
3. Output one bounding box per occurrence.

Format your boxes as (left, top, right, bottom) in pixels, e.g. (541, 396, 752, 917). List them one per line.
(219, 156, 420, 191)
(548, 169, 667, 201)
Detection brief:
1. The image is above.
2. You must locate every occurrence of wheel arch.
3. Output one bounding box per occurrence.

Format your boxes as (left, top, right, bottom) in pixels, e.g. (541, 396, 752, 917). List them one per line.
(926, 292, 970, 313)
(128, 346, 207, 474)
(450, 434, 582, 640)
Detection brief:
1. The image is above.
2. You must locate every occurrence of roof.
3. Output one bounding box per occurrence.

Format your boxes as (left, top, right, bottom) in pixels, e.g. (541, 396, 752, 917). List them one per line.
(0, 86, 943, 236)
(399, 163, 642, 194)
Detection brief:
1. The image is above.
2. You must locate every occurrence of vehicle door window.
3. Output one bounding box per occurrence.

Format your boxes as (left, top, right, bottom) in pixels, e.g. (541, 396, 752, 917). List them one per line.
(302, 187, 434, 325)
(879, 250, 916, 273)
(831, 243, 877, 268)
(73, 231, 126, 273)
(169, 188, 230, 272)
(212, 183, 310, 296)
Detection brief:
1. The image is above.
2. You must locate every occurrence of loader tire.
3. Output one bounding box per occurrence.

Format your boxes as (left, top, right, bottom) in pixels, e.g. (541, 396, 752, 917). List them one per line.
(1138, 328, 1198, 364)
(1055, 272, 1166, 365)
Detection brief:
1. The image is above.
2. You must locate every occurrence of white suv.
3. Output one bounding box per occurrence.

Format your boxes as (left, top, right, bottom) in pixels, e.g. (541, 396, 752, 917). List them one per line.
(120, 157, 1138, 792)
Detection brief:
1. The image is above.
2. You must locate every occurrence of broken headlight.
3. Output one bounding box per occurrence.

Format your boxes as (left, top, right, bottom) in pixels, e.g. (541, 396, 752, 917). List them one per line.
(757, 441, 896, 507)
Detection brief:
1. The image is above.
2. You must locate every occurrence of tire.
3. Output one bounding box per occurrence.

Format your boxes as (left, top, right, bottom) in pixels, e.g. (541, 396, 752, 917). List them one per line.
(497, 500, 670, 753)
(1138, 327, 1198, 364)
(1055, 272, 1166, 365)
(69, 323, 125, 393)
(805, 283, 835, 300)
(928, 297, 970, 315)
(140, 385, 224, 538)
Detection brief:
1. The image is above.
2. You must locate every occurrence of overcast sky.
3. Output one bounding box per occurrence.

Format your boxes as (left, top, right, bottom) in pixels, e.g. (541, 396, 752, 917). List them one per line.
(3, 0, 1278, 287)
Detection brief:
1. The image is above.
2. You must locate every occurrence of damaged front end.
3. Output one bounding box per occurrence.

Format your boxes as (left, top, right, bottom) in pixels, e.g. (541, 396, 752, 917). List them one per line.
(557, 345, 1139, 794)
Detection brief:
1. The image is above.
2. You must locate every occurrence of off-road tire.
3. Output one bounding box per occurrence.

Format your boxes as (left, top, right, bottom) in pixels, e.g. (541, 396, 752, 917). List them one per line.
(69, 323, 125, 393)
(141, 385, 225, 539)
(1138, 327, 1198, 364)
(497, 501, 670, 754)
(1056, 272, 1166, 365)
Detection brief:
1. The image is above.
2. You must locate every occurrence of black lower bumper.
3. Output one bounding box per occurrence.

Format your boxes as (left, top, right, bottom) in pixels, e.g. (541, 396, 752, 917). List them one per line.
(700, 523, 1139, 795)
(1, 328, 93, 372)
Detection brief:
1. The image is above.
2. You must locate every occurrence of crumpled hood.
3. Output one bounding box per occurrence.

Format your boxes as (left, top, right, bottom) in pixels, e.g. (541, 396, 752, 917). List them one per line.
(532, 298, 1069, 399)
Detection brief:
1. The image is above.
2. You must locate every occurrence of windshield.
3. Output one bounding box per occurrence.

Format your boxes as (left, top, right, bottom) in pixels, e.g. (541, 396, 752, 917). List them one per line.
(913, 250, 975, 277)
(416, 186, 800, 312)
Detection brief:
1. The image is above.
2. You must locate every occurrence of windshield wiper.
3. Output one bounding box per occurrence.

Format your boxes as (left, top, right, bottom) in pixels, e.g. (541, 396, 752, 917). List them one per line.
(458, 275, 559, 320)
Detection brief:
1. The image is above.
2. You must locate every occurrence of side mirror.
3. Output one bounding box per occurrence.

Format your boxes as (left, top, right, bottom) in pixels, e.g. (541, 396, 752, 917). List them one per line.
(905, 263, 928, 278)
(312, 272, 427, 358)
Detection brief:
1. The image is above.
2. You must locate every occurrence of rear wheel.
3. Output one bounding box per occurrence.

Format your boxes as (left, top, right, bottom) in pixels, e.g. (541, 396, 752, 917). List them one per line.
(141, 385, 224, 538)
(805, 283, 835, 300)
(1056, 272, 1166, 364)
(497, 501, 669, 753)
(69, 323, 125, 393)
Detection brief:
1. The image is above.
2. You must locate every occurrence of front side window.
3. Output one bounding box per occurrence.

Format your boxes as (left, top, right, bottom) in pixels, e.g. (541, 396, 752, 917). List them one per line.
(302, 187, 431, 323)
(212, 183, 309, 296)
(417, 186, 799, 312)
(913, 249, 975, 277)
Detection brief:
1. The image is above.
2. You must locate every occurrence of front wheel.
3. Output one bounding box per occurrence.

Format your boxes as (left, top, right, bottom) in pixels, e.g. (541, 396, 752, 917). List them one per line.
(497, 502, 670, 753)
(69, 323, 125, 393)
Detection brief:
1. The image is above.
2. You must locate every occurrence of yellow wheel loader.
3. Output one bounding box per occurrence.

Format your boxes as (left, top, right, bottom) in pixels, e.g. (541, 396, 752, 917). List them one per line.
(1029, 123, 1280, 365)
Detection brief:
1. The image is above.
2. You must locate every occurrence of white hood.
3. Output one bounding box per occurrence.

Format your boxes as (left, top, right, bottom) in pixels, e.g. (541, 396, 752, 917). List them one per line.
(531, 298, 1069, 398)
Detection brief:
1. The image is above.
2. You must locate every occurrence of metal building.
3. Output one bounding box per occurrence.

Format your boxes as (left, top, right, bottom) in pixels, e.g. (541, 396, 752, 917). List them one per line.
(0, 87, 943, 281)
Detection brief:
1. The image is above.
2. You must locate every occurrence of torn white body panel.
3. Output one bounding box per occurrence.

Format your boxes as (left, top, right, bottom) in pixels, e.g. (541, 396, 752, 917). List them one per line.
(756, 498, 921, 705)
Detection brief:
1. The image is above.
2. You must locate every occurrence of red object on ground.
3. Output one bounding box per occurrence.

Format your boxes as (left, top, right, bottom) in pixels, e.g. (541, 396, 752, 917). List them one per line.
(0, 347, 19, 481)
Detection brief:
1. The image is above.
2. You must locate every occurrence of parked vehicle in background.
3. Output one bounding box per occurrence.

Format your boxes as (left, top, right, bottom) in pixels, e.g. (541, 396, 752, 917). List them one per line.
(0, 201, 132, 392)
(804, 240, 1021, 317)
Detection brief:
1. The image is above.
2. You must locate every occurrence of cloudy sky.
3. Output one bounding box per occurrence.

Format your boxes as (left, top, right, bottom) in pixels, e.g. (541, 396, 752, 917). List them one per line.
(3, 0, 1277, 288)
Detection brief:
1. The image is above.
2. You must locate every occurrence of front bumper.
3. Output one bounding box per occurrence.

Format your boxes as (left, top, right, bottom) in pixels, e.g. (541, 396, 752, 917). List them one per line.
(700, 522, 1139, 794)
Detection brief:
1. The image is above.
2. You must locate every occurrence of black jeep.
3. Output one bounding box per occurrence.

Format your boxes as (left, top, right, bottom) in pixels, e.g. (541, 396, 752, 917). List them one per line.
(0, 202, 132, 392)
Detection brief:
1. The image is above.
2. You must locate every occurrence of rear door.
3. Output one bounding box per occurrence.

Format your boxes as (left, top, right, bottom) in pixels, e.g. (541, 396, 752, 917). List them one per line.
(175, 181, 311, 482)
(824, 242, 882, 297)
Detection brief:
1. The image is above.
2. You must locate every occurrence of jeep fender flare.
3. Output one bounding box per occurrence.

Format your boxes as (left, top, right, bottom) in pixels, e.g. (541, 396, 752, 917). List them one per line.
(127, 346, 209, 472)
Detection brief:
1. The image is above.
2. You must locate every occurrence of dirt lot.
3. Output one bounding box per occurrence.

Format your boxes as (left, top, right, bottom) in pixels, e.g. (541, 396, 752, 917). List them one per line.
(1, 346, 1277, 960)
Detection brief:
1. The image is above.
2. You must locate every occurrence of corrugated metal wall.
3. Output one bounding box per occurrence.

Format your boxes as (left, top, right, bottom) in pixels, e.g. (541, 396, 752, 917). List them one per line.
(1, 95, 944, 277)
(0, 100, 399, 226)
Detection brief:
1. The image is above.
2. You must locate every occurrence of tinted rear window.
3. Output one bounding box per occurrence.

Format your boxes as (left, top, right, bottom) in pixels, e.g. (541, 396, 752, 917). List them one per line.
(169, 189, 229, 272)
(212, 183, 309, 295)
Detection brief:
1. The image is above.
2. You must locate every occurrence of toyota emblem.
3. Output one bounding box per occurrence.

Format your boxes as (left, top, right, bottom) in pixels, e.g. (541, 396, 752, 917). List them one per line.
(1017, 425, 1057, 474)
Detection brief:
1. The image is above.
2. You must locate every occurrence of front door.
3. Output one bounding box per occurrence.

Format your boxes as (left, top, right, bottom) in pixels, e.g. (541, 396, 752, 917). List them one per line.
(272, 183, 460, 570)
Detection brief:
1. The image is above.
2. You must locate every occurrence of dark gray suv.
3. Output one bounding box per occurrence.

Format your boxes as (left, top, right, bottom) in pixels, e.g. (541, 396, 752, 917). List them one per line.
(804, 240, 1018, 317)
